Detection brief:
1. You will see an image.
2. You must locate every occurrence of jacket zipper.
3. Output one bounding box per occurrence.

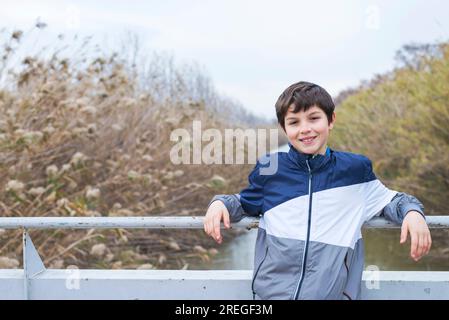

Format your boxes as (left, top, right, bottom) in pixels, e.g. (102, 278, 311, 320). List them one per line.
(293, 159, 313, 300)
(251, 246, 269, 298)
(342, 253, 352, 300)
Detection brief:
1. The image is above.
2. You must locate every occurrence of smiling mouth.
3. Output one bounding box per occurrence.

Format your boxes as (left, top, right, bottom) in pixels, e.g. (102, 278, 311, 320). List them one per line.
(299, 136, 317, 143)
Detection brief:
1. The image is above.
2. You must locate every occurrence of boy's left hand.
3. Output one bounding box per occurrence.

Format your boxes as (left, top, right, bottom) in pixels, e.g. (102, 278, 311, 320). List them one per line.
(400, 211, 432, 261)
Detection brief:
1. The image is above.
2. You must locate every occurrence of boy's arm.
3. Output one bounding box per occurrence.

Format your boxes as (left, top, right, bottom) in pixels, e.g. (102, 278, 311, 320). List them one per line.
(363, 157, 431, 261)
(208, 160, 265, 223)
(382, 192, 431, 261)
(204, 161, 265, 243)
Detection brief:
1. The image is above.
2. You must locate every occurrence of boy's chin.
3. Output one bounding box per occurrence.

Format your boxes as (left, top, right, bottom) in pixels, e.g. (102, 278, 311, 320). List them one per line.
(294, 146, 316, 154)
(292, 143, 321, 155)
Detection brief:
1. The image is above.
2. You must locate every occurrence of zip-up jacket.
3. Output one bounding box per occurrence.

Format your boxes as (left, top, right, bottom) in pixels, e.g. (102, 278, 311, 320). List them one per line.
(209, 145, 425, 300)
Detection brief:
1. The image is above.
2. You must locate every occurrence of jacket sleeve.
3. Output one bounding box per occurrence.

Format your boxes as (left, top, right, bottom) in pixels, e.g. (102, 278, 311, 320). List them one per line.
(363, 157, 425, 224)
(363, 157, 398, 222)
(207, 161, 264, 223)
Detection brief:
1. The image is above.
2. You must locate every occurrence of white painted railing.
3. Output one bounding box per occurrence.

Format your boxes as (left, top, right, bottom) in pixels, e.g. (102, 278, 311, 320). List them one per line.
(0, 216, 448, 300)
(0, 215, 448, 229)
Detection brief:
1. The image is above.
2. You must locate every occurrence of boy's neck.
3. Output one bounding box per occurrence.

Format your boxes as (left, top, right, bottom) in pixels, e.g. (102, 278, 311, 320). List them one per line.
(311, 145, 328, 158)
(296, 145, 329, 158)
(287, 142, 330, 159)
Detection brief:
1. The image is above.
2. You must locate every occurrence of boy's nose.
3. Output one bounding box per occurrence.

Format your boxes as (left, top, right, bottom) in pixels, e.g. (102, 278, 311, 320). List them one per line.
(300, 127, 312, 134)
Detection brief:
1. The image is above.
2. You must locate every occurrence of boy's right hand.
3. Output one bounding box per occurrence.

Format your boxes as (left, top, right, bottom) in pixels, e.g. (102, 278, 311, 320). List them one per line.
(204, 200, 231, 244)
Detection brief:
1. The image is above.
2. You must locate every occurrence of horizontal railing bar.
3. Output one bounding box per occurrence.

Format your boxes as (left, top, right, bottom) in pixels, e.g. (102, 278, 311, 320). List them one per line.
(0, 216, 447, 229)
(0, 216, 257, 229)
(364, 216, 449, 229)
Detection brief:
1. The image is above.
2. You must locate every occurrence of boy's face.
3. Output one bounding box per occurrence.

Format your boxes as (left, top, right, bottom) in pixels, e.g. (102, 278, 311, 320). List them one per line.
(284, 104, 335, 155)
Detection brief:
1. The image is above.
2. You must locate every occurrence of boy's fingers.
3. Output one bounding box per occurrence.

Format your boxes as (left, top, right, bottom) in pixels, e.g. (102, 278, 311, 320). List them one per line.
(205, 218, 211, 235)
(415, 234, 421, 259)
(422, 234, 427, 256)
(422, 233, 429, 257)
(417, 234, 424, 260)
(420, 234, 427, 258)
(210, 217, 216, 239)
(427, 234, 432, 254)
(223, 210, 231, 229)
(203, 217, 208, 234)
(400, 223, 408, 244)
(410, 233, 418, 260)
(213, 215, 222, 242)
(425, 234, 430, 255)
(415, 234, 422, 260)
(207, 217, 214, 237)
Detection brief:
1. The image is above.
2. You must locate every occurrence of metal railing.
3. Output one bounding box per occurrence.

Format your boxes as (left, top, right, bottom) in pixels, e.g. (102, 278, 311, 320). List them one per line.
(0, 215, 448, 300)
(1, 215, 448, 229)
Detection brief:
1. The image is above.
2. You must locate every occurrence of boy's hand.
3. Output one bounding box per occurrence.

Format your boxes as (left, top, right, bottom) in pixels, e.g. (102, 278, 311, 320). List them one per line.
(400, 211, 431, 261)
(204, 200, 231, 244)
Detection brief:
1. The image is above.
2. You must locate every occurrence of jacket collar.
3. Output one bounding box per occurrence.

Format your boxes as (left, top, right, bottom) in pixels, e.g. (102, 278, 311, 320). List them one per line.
(287, 142, 333, 172)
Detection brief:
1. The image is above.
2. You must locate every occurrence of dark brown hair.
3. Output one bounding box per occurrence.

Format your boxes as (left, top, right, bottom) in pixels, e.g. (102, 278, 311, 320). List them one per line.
(275, 81, 335, 130)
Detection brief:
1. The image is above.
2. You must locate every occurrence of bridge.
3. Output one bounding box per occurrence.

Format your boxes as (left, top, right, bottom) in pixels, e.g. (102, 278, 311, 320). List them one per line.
(0, 216, 448, 300)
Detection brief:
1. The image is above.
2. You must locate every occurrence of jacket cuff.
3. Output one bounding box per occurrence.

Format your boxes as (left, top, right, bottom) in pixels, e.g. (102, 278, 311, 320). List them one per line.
(382, 192, 425, 224)
(403, 204, 426, 221)
(208, 194, 245, 223)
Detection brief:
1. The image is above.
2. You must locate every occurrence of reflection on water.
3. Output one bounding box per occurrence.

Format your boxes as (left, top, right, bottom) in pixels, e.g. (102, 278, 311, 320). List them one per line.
(191, 228, 449, 271)
(363, 228, 449, 271)
(191, 229, 257, 270)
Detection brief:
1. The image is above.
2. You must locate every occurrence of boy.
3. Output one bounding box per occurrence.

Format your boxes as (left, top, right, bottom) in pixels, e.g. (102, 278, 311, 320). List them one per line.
(203, 81, 431, 300)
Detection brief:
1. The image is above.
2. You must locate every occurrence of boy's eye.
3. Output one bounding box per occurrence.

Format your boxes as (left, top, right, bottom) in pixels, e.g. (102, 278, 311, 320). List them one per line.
(288, 121, 297, 125)
(310, 117, 320, 121)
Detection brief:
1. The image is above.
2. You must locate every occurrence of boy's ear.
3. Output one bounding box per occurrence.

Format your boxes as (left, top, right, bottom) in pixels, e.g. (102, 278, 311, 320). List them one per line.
(329, 112, 336, 130)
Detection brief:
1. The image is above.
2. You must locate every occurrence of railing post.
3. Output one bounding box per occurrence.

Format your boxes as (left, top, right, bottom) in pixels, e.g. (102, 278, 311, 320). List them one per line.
(22, 229, 46, 300)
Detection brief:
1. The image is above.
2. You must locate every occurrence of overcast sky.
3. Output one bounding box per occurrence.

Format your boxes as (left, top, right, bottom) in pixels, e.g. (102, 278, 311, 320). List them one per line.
(2, 0, 448, 119)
